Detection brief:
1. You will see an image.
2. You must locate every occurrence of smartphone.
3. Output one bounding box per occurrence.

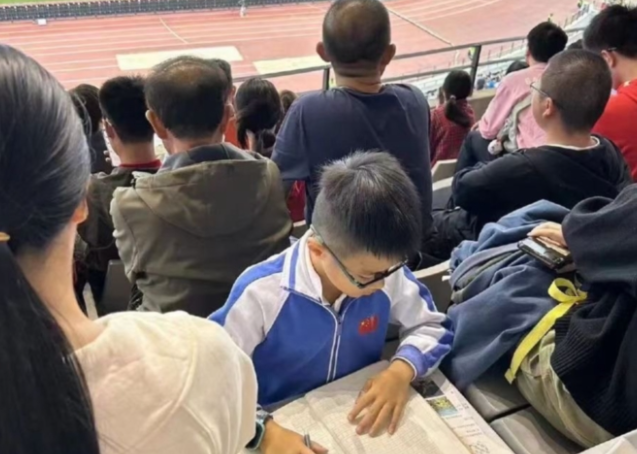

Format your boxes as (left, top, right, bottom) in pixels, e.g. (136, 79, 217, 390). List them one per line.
(518, 237, 573, 271)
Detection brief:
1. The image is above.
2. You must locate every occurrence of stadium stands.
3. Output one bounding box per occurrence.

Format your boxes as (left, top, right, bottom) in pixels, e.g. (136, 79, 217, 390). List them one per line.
(5, 0, 637, 452)
(0, 0, 318, 21)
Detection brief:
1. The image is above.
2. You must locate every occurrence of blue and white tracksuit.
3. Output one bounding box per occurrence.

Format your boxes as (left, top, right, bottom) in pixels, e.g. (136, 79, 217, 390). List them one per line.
(210, 233, 454, 407)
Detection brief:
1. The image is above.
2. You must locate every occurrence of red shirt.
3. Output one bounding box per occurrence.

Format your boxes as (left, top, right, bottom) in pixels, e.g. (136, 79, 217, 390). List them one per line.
(594, 80, 637, 180)
(429, 101, 475, 166)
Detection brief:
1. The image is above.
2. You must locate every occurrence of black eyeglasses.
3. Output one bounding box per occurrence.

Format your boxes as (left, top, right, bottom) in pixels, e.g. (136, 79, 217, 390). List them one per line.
(530, 80, 560, 108)
(311, 227, 407, 289)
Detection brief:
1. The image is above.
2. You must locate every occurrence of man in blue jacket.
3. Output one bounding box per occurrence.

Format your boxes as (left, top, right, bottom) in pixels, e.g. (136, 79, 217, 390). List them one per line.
(211, 152, 453, 454)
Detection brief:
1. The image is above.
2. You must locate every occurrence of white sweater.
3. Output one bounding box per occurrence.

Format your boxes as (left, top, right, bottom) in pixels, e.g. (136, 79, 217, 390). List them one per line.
(75, 311, 257, 454)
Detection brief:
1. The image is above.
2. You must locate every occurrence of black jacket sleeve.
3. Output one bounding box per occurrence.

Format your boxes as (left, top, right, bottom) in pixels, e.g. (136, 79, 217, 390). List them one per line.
(564, 184, 637, 291)
(452, 152, 543, 222)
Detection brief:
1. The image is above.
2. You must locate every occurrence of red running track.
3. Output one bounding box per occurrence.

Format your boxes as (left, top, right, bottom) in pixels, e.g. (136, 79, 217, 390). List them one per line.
(0, 0, 578, 91)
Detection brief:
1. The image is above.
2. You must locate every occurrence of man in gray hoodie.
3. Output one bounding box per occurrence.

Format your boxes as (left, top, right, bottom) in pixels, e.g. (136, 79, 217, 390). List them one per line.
(111, 56, 292, 317)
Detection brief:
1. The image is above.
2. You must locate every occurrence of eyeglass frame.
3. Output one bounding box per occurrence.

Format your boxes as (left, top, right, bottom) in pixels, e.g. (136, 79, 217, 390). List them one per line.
(311, 227, 408, 289)
(530, 80, 561, 109)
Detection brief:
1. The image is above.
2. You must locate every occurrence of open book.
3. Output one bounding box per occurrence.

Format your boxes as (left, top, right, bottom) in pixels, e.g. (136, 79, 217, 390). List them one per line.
(264, 361, 472, 454)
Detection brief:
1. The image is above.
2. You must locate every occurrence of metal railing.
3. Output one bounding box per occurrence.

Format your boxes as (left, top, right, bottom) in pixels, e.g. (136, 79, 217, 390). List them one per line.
(234, 9, 591, 94)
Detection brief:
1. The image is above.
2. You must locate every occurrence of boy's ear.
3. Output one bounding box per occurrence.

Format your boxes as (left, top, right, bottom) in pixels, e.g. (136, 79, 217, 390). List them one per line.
(104, 120, 116, 140)
(307, 236, 327, 258)
(542, 97, 558, 121)
(601, 50, 617, 69)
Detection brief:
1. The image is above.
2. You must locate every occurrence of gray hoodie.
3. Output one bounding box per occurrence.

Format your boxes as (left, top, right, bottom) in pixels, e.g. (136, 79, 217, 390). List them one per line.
(111, 143, 292, 316)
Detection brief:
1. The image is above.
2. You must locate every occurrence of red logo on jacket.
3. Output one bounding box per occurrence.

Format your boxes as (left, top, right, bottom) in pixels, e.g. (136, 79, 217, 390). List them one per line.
(358, 315, 380, 335)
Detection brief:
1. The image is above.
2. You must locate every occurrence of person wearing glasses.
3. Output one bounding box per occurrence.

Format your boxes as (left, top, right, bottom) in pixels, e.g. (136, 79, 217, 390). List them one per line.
(211, 151, 453, 454)
(422, 50, 632, 264)
(586, 5, 637, 180)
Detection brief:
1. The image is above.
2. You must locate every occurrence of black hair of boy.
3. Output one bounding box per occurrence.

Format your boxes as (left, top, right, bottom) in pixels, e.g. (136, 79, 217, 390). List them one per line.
(312, 151, 422, 260)
(99, 76, 154, 144)
(584, 5, 637, 57)
(322, 0, 390, 70)
(541, 49, 612, 132)
(145, 56, 231, 140)
(567, 39, 584, 51)
(70, 84, 102, 136)
(527, 22, 569, 63)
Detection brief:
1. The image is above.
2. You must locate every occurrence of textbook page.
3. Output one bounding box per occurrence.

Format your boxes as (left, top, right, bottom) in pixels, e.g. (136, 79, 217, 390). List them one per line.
(269, 398, 345, 454)
(305, 362, 471, 454)
(417, 370, 513, 454)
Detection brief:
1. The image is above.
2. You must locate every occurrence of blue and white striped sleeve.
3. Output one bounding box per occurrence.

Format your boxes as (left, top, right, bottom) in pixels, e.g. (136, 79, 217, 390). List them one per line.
(209, 269, 284, 357)
(386, 268, 454, 379)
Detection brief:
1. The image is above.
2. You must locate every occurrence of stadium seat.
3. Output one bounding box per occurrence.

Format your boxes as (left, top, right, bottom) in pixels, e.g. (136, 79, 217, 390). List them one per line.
(582, 430, 637, 453)
(101, 261, 132, 315)
(413, 259, 451, 312)
(463, 361, 530, 422)
(432, 176, 453, 210)
(491, 408, 583, 454)
(432, 159, 457, 183)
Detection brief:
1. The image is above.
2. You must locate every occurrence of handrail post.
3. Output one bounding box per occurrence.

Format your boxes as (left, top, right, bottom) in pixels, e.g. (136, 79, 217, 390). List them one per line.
(469, 44, 482, 87)
(322, 66, 331, 91)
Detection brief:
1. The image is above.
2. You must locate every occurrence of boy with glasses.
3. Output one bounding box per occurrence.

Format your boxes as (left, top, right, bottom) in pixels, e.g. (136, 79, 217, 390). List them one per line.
(422, 49, 632, 264)
(211, 151, 453, 454)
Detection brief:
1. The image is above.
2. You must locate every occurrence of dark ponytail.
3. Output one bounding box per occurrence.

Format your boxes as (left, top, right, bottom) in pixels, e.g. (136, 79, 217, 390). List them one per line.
(235, 77, 282, 157)
(441, 70, 473, 128)
(0, 45, 99, 453)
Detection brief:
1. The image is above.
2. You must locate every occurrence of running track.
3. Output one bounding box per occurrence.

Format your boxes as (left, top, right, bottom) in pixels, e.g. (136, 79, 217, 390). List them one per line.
(1, 0, 578, 91)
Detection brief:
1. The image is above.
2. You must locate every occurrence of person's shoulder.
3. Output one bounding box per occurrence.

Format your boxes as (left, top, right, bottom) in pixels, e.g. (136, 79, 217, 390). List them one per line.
(227, 251, 288, 302)
(82, 312, 255, 454)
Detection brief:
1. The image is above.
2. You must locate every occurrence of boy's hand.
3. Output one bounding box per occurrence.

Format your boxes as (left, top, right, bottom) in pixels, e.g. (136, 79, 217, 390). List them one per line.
(348, 360, 414, 437)
(261, 420, 328, 454)
(529, 222, 567, 248)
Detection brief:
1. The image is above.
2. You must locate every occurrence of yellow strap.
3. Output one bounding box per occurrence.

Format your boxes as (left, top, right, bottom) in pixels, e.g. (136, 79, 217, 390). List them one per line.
(505, 279, 587, 383)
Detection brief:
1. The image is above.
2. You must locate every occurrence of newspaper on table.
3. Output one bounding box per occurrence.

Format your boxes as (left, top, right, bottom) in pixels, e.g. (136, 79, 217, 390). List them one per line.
(413, 369, 514, 454)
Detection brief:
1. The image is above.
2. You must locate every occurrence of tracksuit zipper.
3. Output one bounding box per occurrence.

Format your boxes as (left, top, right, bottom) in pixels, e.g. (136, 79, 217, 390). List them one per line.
(283, 287, 354, 384)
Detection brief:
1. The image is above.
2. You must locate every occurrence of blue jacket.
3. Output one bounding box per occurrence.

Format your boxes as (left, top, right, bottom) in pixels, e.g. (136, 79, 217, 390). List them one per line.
(210, 233, 454, 407)
(442, 201, 569, 389)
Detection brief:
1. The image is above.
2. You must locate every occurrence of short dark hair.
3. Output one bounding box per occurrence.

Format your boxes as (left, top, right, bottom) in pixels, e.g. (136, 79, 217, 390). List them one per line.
(584, 5, 637, 58)
(70, 84, 102, 136)
(235, 77, 282, 155)
(210, 58, 233, 82)
(145, 56, 231, 140)
(506, 60, 529, 74)
(568, 39, 584, 50)
(99, 76, 154, 144)
(312, 151, 422, 260)
(322, 0, 391, 69)
(540, 49, 612, 132)
(527, 22, 568, 63)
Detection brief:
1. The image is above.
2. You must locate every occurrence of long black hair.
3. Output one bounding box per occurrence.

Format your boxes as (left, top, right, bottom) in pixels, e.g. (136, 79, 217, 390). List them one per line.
(441, 70, 473, 128)
(0, 45, 99, 453)
(235, 77, 282, 157)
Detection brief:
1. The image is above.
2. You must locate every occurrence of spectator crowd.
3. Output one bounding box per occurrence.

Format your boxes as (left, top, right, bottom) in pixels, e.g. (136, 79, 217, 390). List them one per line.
(1, 0, 637, 453)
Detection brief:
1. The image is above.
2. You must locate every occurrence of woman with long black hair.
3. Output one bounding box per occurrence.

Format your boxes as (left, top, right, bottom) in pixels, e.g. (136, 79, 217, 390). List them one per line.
(0, 45, 257, 454)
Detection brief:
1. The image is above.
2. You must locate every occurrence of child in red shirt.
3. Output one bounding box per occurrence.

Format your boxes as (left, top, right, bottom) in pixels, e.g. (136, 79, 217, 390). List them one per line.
(429, 70, 475, 166)
(586, 5, 637, 179)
